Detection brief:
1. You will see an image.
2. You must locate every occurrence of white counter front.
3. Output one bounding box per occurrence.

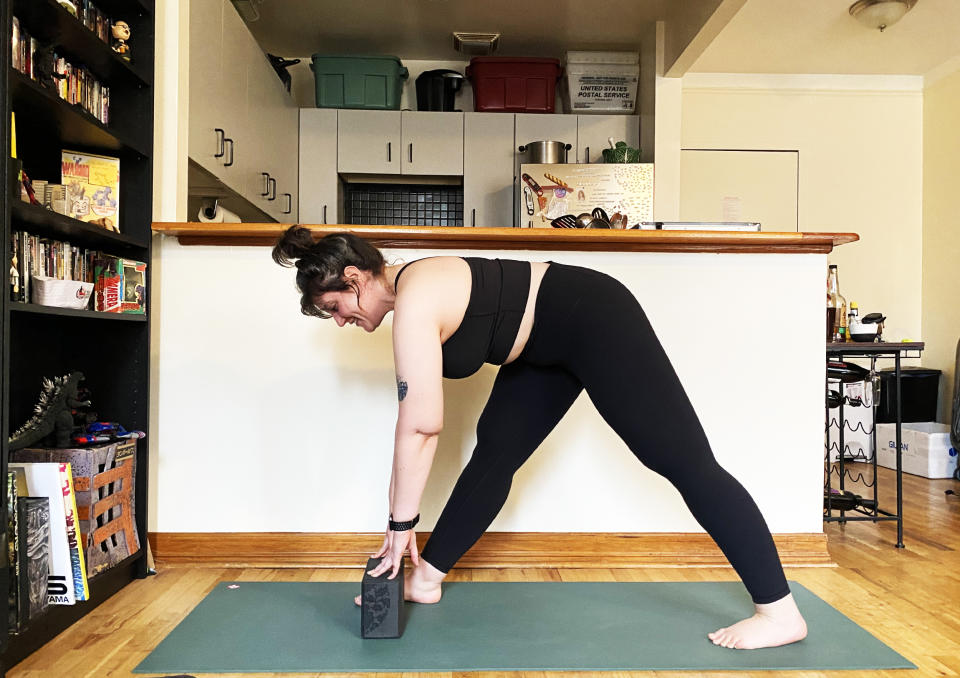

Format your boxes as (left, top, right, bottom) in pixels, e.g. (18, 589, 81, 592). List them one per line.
(149, 234, 828, 539)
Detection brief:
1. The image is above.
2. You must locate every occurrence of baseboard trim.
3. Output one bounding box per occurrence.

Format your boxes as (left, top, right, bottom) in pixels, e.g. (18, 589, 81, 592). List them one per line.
(149, 532, 834, 569)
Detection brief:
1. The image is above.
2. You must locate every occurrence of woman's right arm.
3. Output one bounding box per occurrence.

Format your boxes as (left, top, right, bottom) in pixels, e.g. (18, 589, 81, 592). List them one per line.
(366, 283, 445, 579)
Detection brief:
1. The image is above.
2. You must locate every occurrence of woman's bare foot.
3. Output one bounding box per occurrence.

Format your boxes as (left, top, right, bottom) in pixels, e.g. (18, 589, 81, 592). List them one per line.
(354, 559, 445, 606)
(708, 593, 808, 649)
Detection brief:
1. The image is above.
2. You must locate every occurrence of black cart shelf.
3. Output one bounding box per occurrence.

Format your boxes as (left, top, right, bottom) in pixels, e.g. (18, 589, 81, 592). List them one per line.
(824, 341, 925, 549)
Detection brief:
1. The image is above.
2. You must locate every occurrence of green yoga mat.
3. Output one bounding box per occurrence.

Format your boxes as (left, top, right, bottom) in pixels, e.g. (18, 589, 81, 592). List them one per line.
(134, 581, 913, 673)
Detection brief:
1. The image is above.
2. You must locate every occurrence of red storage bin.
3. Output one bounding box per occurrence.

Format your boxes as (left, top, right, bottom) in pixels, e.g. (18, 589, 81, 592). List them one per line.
(466, 57, 562, 113)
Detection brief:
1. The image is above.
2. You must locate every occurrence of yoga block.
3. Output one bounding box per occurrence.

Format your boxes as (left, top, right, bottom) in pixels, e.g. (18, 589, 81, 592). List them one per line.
(361, 556, 404, 638)
(12, 440, 140, 579)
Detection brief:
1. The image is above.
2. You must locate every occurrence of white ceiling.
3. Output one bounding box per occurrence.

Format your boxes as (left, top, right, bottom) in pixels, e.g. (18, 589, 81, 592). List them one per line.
(243, 0, 662, 61)
(689, 0, 960, 77)
(240, 0, 960, 77)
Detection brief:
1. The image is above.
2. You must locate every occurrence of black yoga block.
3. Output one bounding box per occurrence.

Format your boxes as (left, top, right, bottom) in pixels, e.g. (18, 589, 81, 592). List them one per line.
(360, 556, 404, 638)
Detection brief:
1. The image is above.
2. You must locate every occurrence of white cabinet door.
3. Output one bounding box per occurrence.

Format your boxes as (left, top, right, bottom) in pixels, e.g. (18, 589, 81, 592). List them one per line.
(274, 100, 300, 222)
(337, 110, 401, 174)
(464, 113, 514, 227)
(217, 0, 250, 192)
(188, 0, 224, 178)
(401, 112, 463, 176)
(576, 115, 640, 164)
(299, 109, 338, 224)
(245, 46, 278, 217)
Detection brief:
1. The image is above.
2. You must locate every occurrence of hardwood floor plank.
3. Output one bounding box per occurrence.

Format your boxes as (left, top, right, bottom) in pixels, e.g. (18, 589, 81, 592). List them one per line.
(7, 465, 958, 677)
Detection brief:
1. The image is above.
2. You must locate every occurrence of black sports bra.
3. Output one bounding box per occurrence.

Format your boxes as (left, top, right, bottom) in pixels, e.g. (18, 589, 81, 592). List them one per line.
(393, 257, 531, 379)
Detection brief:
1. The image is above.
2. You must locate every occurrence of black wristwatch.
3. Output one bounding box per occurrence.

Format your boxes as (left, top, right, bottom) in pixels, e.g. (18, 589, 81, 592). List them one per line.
(388, 513, 420, 531)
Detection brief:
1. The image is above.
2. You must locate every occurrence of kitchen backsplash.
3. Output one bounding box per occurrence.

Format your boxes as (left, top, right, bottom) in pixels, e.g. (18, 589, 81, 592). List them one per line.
(345, 183, 464, 227)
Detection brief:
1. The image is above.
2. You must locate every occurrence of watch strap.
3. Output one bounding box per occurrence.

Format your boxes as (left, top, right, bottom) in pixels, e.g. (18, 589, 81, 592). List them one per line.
(388, 513, 420, 531)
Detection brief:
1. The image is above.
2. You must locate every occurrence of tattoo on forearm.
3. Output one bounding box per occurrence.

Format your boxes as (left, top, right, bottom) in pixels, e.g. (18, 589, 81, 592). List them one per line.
(396, 376, 408, 402)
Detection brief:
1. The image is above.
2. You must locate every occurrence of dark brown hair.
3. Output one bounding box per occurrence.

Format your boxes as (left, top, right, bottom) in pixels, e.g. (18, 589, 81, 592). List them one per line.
(272, 226, 385, 318)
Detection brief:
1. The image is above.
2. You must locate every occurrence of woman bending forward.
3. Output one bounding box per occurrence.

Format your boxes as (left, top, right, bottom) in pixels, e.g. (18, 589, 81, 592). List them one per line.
(273, 226, 807, 650)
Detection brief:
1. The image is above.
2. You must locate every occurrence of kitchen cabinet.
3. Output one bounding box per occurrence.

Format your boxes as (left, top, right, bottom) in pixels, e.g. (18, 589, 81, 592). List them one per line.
(188, 0, 226, 180)
(337, 111, 464, 176)
(246, 47, 299, 221)
(300, 109, 339, 224)
(576, 115, 641, 164)
(402, 112, 464, 175)
(464, 113, 515, 227)
(337, 110, 401, 174)
(189, 0, 297, 220)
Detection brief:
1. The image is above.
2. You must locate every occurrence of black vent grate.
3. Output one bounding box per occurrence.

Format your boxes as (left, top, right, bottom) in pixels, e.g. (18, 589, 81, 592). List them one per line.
(345, 184, 464, 227)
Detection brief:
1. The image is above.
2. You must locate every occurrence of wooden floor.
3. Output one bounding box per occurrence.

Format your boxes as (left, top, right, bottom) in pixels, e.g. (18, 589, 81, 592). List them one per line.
(8, 464, 960, 678)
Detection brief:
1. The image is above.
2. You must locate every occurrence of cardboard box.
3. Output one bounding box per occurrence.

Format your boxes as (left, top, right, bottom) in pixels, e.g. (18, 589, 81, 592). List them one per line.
(95, 257, 146, 314)
(876, 422, 957, 479)
(11, 440, 140, 579)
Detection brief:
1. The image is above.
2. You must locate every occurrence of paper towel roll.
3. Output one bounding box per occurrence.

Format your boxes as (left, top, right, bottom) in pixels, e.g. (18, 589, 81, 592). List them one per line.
(198, 203, 241, 223)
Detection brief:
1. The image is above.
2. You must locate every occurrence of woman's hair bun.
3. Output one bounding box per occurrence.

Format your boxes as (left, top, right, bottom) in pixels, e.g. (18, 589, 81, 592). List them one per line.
(272, 225, 316, 267)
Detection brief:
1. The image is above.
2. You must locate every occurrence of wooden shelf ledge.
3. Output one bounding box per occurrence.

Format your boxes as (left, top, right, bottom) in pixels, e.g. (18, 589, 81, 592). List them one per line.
(152, 223, 859, 254)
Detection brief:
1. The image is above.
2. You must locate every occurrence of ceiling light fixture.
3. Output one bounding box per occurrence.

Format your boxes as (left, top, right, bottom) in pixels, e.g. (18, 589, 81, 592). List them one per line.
(453, 32, 501, 56)
(848, 0, 917, 32)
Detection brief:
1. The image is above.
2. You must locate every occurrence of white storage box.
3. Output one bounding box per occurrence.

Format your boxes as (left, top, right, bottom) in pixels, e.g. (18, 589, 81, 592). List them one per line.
(563, 51, 639, 114)
(876, 422, 957, 479)
(31, 276, 94, 310)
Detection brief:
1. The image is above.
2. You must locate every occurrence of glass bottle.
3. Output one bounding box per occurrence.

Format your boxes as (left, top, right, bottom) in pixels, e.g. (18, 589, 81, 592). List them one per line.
(826, 265, 847, 343)
(847, 301, 859, 341)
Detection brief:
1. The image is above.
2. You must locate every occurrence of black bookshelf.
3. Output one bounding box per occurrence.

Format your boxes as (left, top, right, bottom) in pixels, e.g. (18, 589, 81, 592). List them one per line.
(0, 0, 153, 673)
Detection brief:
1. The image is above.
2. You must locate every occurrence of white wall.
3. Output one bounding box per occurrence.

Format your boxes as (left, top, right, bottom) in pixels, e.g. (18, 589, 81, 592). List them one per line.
(151, 239, 825, 534)
(922, 67, 960, 423)
(680, 74, 924, 345)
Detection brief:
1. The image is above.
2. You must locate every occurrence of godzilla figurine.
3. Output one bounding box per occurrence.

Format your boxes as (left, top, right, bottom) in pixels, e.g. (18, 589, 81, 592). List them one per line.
(9, 372, 90, 450)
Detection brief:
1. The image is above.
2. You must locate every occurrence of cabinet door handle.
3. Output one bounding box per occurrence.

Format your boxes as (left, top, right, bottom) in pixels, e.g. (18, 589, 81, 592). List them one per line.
(471, 208, 476, 227)
(224, 138, 234, 167)
(585, 146, 590, 163)
(387, 142, 391, 162)
(268, 177, 277, 200)
(214, 128, 225, 158)
(409, 143, 413, 163)
(261, 172, 270, 196)
(283, 193, 292, 215)
(323, 204, 328, 223)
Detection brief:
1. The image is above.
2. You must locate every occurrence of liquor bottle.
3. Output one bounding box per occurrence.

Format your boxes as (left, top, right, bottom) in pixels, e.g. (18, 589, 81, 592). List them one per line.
(826, 265, 847, 343)
(847, 301, 859, 341)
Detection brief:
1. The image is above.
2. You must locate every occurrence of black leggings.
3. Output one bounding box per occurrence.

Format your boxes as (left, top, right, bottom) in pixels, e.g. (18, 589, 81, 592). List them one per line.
(420, 263, 790, 605)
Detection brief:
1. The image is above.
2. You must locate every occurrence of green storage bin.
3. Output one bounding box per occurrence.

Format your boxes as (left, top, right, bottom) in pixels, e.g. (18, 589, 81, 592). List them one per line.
(310, 55, 408, 110)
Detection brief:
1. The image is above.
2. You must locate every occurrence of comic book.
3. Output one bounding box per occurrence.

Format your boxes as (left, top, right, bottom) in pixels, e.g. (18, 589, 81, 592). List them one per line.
(61, 150, 120, 232)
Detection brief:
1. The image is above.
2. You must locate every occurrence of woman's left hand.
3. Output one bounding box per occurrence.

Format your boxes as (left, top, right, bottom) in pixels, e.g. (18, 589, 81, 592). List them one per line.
(367, 528, 419, 580)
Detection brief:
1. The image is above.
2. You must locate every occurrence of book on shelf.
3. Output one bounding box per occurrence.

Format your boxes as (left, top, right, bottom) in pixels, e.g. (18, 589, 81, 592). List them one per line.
(9, 230, 101, 304)
(16, 497, 51, 629)
(9, 463, 78, 606)
(62, 150, 120, 232)
(59, 464, 89, 602)
(6, 472, 20, 632)
(11, 16, 111, 124)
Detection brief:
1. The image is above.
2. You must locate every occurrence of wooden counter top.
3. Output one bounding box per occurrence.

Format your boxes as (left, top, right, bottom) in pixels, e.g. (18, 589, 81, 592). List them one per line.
(152, 223, 859, 254)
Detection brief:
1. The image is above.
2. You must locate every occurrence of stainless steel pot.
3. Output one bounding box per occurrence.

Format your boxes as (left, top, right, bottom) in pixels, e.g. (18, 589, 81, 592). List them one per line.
(518, 140, 573, 164)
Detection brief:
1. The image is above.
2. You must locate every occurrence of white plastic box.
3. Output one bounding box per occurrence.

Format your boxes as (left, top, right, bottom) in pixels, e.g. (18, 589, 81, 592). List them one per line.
(876, 422, 957, 479)
(563, 51, 639, 114)
(31, 276, 94, 310)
